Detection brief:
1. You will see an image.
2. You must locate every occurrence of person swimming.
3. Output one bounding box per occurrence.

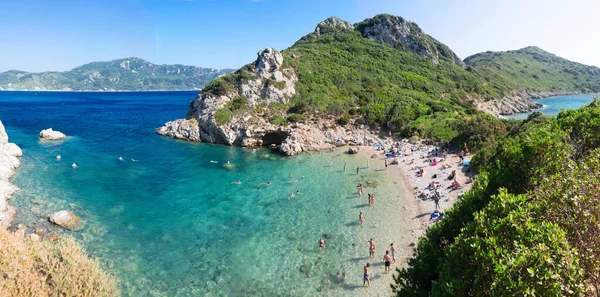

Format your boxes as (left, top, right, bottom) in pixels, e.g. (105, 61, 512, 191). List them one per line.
(118, 156, 123, 161)
(56, 155, 61, 160)
(233, 181, 242, 185)
(263, 181, 271, 186)
(289, 192, 295, 199)
(71, 163, 78, 168)
(319, 238, 325, 248)
(210, 160, 218, 163)
(131, 158, 139, 162)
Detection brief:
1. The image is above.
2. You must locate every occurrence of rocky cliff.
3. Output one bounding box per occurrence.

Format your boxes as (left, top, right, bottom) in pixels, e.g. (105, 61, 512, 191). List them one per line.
(157, 48, 378, 155)
(0, 121, 22, 230)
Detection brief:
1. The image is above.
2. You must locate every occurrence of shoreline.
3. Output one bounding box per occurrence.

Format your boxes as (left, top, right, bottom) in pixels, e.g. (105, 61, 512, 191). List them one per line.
(0, 121, 22, 230)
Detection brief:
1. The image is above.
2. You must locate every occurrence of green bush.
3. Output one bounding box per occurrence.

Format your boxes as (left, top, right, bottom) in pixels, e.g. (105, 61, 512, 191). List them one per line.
(286, 113, 304, 123)
(214, 108, 232, 126)
(337, 116, 349, 125)
(230, 96, 249, 111)
(270, 115, 287, 126)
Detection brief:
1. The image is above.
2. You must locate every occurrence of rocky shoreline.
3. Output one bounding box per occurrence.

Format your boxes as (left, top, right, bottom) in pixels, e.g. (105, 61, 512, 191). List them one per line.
(156, 47, 380, 155)
(473, 90, 583, 116)
(0, 121, 22, 230)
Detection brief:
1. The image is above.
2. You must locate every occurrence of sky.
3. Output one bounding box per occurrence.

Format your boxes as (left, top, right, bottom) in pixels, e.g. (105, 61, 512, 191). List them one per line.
(1, 0, 599, 72)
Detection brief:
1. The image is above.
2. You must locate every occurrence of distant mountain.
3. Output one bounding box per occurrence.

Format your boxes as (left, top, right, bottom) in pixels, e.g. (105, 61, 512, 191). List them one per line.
(464, 46, 600, 93)
(0, 58, 235, 91)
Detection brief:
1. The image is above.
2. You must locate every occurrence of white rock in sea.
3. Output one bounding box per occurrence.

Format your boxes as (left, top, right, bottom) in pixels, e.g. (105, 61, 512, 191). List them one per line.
(48, 210, 81, 228)
(39, 128, 67, 140)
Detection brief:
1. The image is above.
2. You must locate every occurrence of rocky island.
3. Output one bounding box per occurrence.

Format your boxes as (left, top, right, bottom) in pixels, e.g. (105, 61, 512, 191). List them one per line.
(157, 14, 600, 154)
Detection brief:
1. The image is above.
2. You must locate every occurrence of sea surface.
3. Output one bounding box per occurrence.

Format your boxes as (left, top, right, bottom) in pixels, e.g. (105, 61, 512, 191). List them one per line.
(0, 91, 408, 296)
(504, 94, 598, 119)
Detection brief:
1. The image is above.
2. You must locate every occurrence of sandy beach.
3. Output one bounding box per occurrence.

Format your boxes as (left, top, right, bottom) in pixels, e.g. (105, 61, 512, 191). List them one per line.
(336, 139, 473, 296)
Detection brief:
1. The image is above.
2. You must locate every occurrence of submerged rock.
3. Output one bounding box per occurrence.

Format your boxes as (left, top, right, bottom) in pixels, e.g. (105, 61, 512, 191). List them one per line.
(49, 210, 82, 229)
(39, 128, 67, 140)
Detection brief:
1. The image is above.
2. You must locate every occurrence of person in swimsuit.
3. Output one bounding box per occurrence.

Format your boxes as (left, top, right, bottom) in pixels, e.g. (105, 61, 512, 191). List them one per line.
(390, 243, 396, 264)
(359, 211, 364, 224)
(384, 250, 392, 273)
(357, 167, 360, 174)
(367, 238, 375, 258)
(319, 238, 325, 248)
(434, 191, 441, 210)
(385, 159, 388, 169)
(363, 263, 371, 288)
(289, 192, 295, 199)
(343, 162, 347, 172)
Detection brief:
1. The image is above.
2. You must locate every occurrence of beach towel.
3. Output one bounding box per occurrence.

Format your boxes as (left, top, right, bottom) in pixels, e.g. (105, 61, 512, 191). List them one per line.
(431, 161, 437, 166)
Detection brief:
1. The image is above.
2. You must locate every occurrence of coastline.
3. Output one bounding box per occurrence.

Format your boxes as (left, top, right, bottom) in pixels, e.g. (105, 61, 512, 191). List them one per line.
(0, 121, 22, 230)
(0, 89, 200, 93)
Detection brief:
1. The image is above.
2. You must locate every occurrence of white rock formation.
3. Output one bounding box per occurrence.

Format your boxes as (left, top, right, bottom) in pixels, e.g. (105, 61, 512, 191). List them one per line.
(48, 210, 81, 228)
(39, 128, 67, 140)
(0, 120, 22, 230)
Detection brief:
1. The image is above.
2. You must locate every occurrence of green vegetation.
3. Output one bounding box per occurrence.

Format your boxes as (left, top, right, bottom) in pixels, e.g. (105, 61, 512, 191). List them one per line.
(0, 57, 234, 91)
(270, 115, 288, 126)
(465, 46, 600, 93)
(214, 108, 232, 125)
(395, 98, 600, 296)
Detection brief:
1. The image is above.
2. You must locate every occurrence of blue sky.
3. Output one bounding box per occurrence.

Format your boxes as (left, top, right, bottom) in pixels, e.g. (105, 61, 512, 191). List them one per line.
(1, 0, 599, 72)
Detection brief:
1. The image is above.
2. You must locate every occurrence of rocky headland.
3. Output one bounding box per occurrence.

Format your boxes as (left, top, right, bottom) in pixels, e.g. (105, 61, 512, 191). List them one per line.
(473, 90, 584, 116)
(157, 47, 379, 155)
(0, 121, 22, 230)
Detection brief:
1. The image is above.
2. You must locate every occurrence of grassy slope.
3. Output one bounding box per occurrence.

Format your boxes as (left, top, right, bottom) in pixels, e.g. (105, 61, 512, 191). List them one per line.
(465, 46, 600, 93)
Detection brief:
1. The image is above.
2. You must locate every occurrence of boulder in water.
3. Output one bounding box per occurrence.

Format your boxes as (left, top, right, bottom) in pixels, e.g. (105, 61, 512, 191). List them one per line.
(347, 147, 359, 154)
(48, 210, 81, 228)
(39, 128, 67, 140)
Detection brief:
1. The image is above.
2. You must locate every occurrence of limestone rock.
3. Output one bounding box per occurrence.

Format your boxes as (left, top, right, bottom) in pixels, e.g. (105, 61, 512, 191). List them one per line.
(45, 234, 60, 242)
(29, 233, 41, 241)
(34, 228, 45, 235)
(348, 147, 360, 154)
(0, 121, 21, 230)
(156, 119, 201, 142)
(314, 17, 355, 36)
(49, 210, 81, 228)
(0, 143, 22, 157)
(0, 121, 7, 144)
(471, 90, 578, 116)
(39, 128, 67, 140)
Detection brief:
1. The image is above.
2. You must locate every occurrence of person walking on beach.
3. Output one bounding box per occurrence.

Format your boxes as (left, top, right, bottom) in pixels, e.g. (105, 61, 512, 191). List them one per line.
(390, 243, 396, 264)
(367, 238, 375, 258)
(363, 263, 371, 288)
(343, 162, 347, 172)
(366, 160, 370, 168)
(319, 238, 325, 248)
(434, 191, 441, 210)
(359, 211, 364, 224)
(383, 250, 392, 273)
(357, 167, 360, 174)
(385, 159, 388, 169)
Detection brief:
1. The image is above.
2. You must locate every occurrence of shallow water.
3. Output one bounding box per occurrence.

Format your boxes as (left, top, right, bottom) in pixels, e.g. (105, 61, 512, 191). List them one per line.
(504, 94, 598, 119)
(1, 91, 408, 296)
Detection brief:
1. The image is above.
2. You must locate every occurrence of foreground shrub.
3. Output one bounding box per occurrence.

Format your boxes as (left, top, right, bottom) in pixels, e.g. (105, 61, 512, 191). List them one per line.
(0, 230, 119, 297)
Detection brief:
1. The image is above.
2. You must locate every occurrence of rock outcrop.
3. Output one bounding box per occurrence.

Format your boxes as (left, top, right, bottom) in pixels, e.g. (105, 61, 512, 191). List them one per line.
(48, 210, 82, 229)
(473, 90, 582, 116)
(0, 121, 21, 230)
(157, 47, 379, 155)
(40, 128, 66, 140)
(355, 14, 465, 67)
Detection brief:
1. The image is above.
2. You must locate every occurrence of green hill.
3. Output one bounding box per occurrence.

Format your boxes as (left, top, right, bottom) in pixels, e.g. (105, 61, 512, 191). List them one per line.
(0, 58, 234, 91)
(465, 46, 600, 93)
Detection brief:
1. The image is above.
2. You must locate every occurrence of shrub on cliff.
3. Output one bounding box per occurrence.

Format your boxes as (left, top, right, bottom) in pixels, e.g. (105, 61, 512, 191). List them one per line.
(0, 230, 119, 297)
(214, 108, 232, 126)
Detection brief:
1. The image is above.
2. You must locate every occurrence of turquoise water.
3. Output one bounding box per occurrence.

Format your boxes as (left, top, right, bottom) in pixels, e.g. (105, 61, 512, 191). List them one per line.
(0, 91, 405, 296)
(504, 94, 598, 119)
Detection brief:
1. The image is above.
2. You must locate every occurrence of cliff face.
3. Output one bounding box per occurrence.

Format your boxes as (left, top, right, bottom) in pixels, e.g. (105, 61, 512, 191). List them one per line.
(156, 48, 378, 155)
(0, 121, 22, 230)
(355, 14, 465, 67)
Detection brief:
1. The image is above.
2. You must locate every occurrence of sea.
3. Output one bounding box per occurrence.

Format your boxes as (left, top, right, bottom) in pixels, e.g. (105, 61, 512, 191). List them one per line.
(0, 91, 413, 297)
(503, 94, 598, 119)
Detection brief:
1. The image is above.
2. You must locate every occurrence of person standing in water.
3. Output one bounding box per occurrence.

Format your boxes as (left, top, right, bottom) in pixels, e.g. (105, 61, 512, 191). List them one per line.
(363, 263, 371, 288)
(367, 238, 375, 258)
(366, 160, 370, 168)
(359, 211, 364, 224)
(343, 162, 347, 172)
(385, 159, 388, 169)
(319, 238, 325, 248)
(390, 243, 396, 264)
(383, 250, 392, 273)
(357, 167, 360, 174)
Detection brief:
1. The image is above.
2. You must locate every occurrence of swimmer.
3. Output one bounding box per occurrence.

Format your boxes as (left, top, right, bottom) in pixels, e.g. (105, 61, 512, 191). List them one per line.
(71, 163, 78, 168)
(131, 158, 139, 162)
(118, 156, 123, 161)
(319, 238, 325, 248)
(263, 181, 271, 186)
(296, 190, 301, 195)
(252, 148, 257, 153)
(288, 173, 292, 179)
(56, 155, 61, 160)
(233, 181, 242, 185)
(227, 160, 231, 164)
(302, 174, 305, 179)
(210, 160, 218, 163)
(359, 211, 364, 224)
(289, 192, 295, 199)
